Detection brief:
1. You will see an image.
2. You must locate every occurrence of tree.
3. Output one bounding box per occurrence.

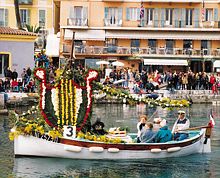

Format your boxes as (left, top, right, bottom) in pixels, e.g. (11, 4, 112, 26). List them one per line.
(14, 0, 22, 29)
(25, 24, 41, 33)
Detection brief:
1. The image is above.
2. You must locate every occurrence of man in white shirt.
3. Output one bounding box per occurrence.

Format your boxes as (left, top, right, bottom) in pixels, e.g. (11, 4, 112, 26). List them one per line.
(172, 110, 190, 141)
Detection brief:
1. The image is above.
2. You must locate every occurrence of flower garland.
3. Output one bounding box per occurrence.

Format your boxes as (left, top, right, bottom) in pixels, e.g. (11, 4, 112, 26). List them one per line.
(69, 80, 74, 125)
(65, 79, 69, 125)
(61, 79, 65, 125)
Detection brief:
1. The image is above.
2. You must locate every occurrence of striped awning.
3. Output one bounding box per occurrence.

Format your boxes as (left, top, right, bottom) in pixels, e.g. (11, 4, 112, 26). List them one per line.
(144, 59, 188, 66)
(106, 31, 220, 40)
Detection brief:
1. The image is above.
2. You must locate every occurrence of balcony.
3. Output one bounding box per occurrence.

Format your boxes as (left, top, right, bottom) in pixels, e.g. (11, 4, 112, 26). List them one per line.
(67, 18, 88, 26)
(62, 45, 220, 57)
(104, 18, 122, 27)
(19, 0, 33, 5)
(140, 20, 219, 29)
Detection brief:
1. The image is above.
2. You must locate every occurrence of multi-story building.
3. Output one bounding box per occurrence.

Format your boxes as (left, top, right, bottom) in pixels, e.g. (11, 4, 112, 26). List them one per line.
(58, 0, 220, 73)
(0, 0, 57, 34)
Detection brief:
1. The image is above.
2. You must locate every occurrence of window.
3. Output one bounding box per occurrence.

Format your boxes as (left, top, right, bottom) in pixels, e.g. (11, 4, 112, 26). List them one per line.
(39, 9, 46, 27)
(126, 8, 140, 21)
(185, 9, 193, 26)
(145, 8, 153, 25)
(105, 39, 117, 53)
(20, 9, 30, 27)
(165, 9, 173, 25)
(69, 6, 88, 26)
(148, 39, 157, 54)
(131, 39, 140, 53)
(0, 54, 9, 77)
(0, 9, 8, 27)
(205, 9, 213, 22)
(201, 40, 211, 55)
(166, 40, 174, 54)
(104, 7, 122, 26)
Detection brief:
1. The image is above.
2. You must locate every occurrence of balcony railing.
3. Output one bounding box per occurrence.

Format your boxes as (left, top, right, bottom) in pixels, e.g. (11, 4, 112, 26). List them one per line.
(19, 0, 33, 5)
(67, 18, 88, 26)
(104, 18, 122, 27)
(62, 45, 220, 57)
(140, 20, 219, 28)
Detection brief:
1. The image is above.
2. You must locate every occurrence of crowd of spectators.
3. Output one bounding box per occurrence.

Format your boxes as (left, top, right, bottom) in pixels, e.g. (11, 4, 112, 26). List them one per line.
(102, 68, 220, 94)
(0, 67, 35, 93)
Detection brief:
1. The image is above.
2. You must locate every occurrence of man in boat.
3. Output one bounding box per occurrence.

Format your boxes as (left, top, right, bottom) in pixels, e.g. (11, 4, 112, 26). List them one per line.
(140, 122, 155, 143)
(172, 110, 190, 141)
(137, 115, 147, 143)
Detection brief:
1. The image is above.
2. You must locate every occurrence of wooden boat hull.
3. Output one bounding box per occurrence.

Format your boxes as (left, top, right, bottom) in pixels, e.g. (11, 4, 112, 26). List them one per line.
(14, 129, 211, 160)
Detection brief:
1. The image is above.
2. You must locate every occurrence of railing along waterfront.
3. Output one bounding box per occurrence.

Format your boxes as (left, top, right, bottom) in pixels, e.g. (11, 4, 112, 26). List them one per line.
(63, 45, 220, 57)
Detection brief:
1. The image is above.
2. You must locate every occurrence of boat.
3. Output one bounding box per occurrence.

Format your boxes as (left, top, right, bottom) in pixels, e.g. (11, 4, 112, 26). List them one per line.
(14, 127, 212, 159)
(11, 51, 212, 160)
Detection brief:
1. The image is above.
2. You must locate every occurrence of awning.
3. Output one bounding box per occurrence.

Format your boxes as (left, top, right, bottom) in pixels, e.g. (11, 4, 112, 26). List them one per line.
(144, 59, 188, 66)
(214, 60, 220, 68)
(65, 29, 105, 41)
(46, 34, 60, 57)
(106, 31, 220, 40)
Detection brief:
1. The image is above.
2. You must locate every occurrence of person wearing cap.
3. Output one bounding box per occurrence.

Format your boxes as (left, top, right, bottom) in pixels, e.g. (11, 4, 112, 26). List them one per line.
(136, 115, 147, 143)
(153, 117, 162, 132)
(172, 110, 190, 141)
(146, 119, 172, 143)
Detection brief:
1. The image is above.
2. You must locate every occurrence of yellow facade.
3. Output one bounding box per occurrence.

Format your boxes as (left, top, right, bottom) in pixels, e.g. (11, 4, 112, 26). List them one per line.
(0, 0, 54, 33)
(58, 0, 220, 72)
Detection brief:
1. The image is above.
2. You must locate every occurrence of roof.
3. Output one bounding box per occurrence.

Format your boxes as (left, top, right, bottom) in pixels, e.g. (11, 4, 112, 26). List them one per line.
(0, 27, 37, 36)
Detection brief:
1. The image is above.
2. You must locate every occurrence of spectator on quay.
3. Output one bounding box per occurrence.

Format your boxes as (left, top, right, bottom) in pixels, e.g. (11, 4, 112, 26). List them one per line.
(26, 67, 32, 81)
(18, 79, 23, 92)
(4, 78, 10, 92)
(12, 69, 18, 80)
(11, 79, 19, 92)
(4, 67, 12, 80)
(0, 79, 5, 92)
(21, 68, 27, 85)
(210, 74, 216, 90)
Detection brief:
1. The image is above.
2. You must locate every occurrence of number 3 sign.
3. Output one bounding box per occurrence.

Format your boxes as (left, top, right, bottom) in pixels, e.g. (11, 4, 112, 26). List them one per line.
(63, 126, 76, 139)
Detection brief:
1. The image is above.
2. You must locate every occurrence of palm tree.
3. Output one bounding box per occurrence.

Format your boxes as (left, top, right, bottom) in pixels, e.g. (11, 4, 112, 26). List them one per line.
(25, 24, 41, 33)
(14, 0, 22, 29)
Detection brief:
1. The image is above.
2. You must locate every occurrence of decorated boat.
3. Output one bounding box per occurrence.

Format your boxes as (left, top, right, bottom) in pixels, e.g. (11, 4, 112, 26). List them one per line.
(10, 51, 212, 160)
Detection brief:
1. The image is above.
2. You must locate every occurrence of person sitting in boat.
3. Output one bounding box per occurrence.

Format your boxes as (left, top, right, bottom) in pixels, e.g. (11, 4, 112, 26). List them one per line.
(91, 118, 107, 135)
(147, 119, 172, 143)
(140, 122, 155, 143)
(172, 110, 190, 141)
(137, 115, 147, 143)
(153, 117, 162, 132)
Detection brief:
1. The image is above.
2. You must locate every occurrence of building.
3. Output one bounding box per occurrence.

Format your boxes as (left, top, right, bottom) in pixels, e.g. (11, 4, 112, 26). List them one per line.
(0, 0, 57, 34)
(0, 27, 37, 77)
(58, 0, 220, 73)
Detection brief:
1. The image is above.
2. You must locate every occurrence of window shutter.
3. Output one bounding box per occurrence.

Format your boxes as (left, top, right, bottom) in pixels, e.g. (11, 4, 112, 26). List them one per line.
(137, 8, 140, 21)
(104, 7, 109, 19)
(83, 7, 88, 19)
(214, 8, 218, 21)
(154, 8, 159, 27)
(118, 8, 122, 20)
(161, 8, 165, 27)
(69, 7, 74, 18)
(174, 8, 179, 27)
(126, 8, 130, 21)
(5, 9, 8, 26)
(181, 8, 185, 27)
(194, 8, 199, 28)
(27, 9, 30, 25)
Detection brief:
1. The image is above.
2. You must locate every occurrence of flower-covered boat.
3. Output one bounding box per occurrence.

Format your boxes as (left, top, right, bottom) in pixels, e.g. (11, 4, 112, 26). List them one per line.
(11, 51, 212, 160)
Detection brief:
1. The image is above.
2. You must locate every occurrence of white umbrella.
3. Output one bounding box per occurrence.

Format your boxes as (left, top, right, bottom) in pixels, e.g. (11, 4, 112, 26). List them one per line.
(96, 60, 110, 65)
(112, 61, 124, 67)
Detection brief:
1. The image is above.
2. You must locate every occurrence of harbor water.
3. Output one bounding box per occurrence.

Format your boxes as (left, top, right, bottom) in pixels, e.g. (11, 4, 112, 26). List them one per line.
(0, 104, 220, 177)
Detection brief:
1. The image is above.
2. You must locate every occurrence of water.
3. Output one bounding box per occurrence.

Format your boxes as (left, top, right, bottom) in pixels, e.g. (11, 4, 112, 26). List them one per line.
(1, 104, 220, 177)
